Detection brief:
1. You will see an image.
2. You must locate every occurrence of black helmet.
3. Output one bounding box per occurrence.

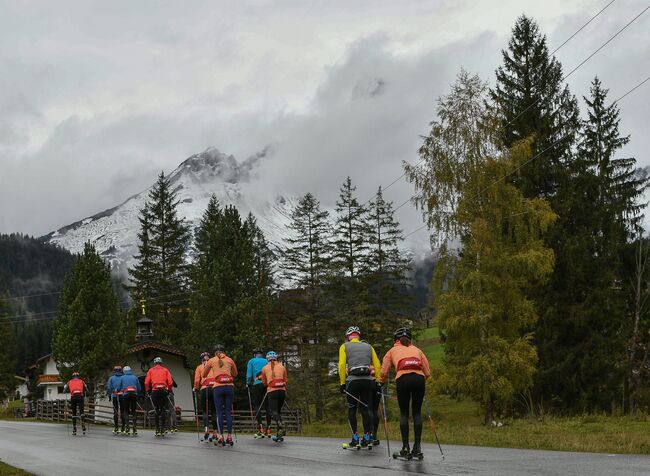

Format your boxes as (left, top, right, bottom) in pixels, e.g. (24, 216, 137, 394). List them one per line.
(72, 371, 80, 378)
(252, 348, 264, 356)
(394, 327, 412, 341)
(213, 344, 225, 354)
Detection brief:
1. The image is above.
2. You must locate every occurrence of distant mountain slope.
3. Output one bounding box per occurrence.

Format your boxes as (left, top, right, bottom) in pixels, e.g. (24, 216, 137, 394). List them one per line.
(42, 147, 299, 279)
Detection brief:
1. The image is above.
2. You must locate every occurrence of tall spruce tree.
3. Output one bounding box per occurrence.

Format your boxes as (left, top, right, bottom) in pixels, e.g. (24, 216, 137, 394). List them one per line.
(188, 196, 273, 367)
(333, 177, 371, 278)
(282, 193, 333, 420)
(363, 187, 412, 347)
(0, 295, 16, 399)
(490, 15, 580, 200)
(52, 242, 125, 385)
(128, 172, 190, 345)
(536, 78, 649, 410)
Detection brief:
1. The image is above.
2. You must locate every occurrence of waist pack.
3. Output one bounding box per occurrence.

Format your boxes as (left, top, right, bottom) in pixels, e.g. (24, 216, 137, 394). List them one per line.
(216, 374, 234, 384)
(123, 386, 137, 393)
(348, 365, 371, 376)
(397, 357, 423, 371)
(268, 378, 286, 389)
(153, 383, 167, 390)
(203, 377, 215, 387)
(71, 390, 83, 396)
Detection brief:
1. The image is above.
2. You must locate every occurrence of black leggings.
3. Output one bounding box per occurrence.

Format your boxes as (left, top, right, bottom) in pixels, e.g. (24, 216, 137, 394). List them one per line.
(122, 393, 137, 431)
(267, 390, 285, 429)
(346, 379, 373, 435)
(396, 373, 425, 448)
(200, 387, 216, 430)
(70, 396, 84, 429)
(151, 390, 168, 432)
(371, 381, 381, 437)
(111, 395, 124, 429)
(251, 384, 270, 428)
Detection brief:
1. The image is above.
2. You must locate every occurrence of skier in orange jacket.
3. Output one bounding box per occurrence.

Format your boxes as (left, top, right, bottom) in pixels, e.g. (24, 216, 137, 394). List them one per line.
(380, 327, 430, 459)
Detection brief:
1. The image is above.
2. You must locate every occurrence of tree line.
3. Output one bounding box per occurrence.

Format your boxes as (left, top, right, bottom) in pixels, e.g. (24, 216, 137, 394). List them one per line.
(406, 15, 649, 420)
(49, 172, 413, 421)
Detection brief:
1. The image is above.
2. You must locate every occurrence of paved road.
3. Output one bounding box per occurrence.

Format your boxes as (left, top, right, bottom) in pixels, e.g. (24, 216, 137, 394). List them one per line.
(1, 421, 649, 476)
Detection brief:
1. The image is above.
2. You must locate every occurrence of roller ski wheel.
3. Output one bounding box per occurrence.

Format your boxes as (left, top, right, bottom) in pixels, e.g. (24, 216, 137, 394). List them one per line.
(411, 451, 424, 461)
(72, 429, 77, 436)
(112, 429, 119, 435)
(341, 443, 360, 451)
(373, 439, 380, 446)
(392, 451, 413, 461)
(272, 435, 284, 442)
(132, 431, 138, 437)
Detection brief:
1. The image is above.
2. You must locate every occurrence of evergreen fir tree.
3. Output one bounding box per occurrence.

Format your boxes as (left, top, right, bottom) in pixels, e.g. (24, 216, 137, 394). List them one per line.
(490, 15, 580, 200)
(333, 177, 371, 278)
(536, 78, 648, 410)
(363, 187, 412, 346)
(52, 242, 125, 385)
(282, 193, 333, 420)
(188, 196, 274, 367)
(0, 295, 17, 399)
(128, 172, 190, 345)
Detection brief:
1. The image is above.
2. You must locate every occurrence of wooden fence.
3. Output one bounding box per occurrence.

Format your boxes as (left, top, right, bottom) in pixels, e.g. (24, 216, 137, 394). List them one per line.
(35, 399, 302, 433)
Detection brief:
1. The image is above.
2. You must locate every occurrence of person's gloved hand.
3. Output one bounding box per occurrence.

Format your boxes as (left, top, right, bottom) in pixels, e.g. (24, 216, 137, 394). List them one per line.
(147, 390, 152, 396)
(340, 384, 346, 395)
(376, 381, 383, 395)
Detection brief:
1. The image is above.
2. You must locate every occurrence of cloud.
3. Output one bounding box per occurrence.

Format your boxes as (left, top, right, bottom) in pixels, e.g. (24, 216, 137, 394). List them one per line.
(0, 0, 648, 251)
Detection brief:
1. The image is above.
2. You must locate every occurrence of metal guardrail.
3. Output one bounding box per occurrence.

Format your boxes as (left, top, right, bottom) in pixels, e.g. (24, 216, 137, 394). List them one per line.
(35, 399, 302, 433)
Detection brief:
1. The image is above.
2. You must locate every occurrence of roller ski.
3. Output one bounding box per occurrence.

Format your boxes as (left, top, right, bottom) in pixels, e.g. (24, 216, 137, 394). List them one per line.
(203, 430, 211, 443)
(392, 445, 413, 461)
(342, 433, 369, 451)
(72, 428, 77, 436)
(112, 428, 119, 435)
(226, 434, 234, 446)
(215, 434, 225, 446)
(410, 445, 424, 461)
(253, 425, 265, 439)
(272, 427, 285, 442)
(266, 427, 272, 438)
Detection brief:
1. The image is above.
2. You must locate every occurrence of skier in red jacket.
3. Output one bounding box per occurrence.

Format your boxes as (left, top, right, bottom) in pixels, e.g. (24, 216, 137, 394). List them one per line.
(144, 357, 173, 437)
(63, 371, 88, 436)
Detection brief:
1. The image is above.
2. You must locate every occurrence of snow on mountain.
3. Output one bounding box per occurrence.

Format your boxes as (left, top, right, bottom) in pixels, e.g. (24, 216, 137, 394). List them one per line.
(43, 147, 299, 278)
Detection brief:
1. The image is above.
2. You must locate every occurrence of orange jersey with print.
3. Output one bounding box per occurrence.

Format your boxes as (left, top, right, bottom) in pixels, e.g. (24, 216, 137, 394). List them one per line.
(194, 363, 215, 390)
(260, 361, 288, 393)
(380, 341, 430, 383)
(203, 354, 238, 387)
(68, 378, 85, 396)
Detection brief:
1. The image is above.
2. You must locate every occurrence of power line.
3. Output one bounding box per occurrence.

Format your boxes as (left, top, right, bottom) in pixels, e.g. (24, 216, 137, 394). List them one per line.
(363, 0, 623, 205)
(401, 74, 650, 240)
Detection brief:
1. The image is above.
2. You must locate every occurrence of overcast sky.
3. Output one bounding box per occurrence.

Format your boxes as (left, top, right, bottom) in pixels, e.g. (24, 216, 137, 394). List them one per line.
(1, 0, 648, 250)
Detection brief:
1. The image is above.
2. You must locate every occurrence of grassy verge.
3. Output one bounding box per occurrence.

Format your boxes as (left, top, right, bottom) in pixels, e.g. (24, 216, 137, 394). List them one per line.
(302, 392, 650, 455)
(0, 461, 34, 476)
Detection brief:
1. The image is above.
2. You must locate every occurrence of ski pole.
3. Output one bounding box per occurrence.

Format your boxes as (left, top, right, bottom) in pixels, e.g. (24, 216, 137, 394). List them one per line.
(231, 403, 238, 443)
(166, 393, 177, 431)
(246, 385, 256, 428)
(253, 391, 268, 421)
(423, 396, 444, 460)
(343, 389, 369, 408)
(380, 390, 391, 460)
(192, 389, 200, 442)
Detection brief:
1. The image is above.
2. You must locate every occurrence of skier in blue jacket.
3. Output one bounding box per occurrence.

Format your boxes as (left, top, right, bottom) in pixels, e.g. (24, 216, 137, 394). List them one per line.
(106, 365, 124, 434)
(118, 366, 142, 435)
(247, 348, 271, 437)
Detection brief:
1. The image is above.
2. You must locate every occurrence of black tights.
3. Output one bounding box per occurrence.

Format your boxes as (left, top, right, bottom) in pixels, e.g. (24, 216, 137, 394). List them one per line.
(346, 379, 373, 435)
(122, 393, 137, 431)
(112, 396, 124, 430)
(70, 396, 84, 430)
(267, 390, 285, 429)
(151, 390, 168, 432)
(396, 373, 425, 449)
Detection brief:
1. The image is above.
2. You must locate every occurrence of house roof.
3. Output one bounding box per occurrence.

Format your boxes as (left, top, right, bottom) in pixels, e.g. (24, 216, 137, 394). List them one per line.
(126, 341, 186, 358)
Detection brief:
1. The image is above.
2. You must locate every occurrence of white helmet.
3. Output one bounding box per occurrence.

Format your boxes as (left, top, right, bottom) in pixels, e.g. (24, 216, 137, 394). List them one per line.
(153, 357, 162, 364)
(346, 326, 361, 338)
(123, 366, 131, 372)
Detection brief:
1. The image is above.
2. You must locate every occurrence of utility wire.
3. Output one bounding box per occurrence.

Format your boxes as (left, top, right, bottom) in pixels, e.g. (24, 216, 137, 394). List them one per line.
(363, 0, 633, 205)
(401, 74, 650, 240)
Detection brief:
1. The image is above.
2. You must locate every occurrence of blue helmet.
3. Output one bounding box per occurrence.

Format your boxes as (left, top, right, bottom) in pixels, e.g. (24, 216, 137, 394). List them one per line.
(266, 351, 278, 361)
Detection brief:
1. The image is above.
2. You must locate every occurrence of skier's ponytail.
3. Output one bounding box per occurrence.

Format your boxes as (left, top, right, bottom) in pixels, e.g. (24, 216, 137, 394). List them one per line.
(271, 360, 276, 379)
(217, 353, 224, 368)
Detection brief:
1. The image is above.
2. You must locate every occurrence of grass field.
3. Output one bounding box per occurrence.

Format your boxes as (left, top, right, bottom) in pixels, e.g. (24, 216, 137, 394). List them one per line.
(0, 461, 33, 476)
